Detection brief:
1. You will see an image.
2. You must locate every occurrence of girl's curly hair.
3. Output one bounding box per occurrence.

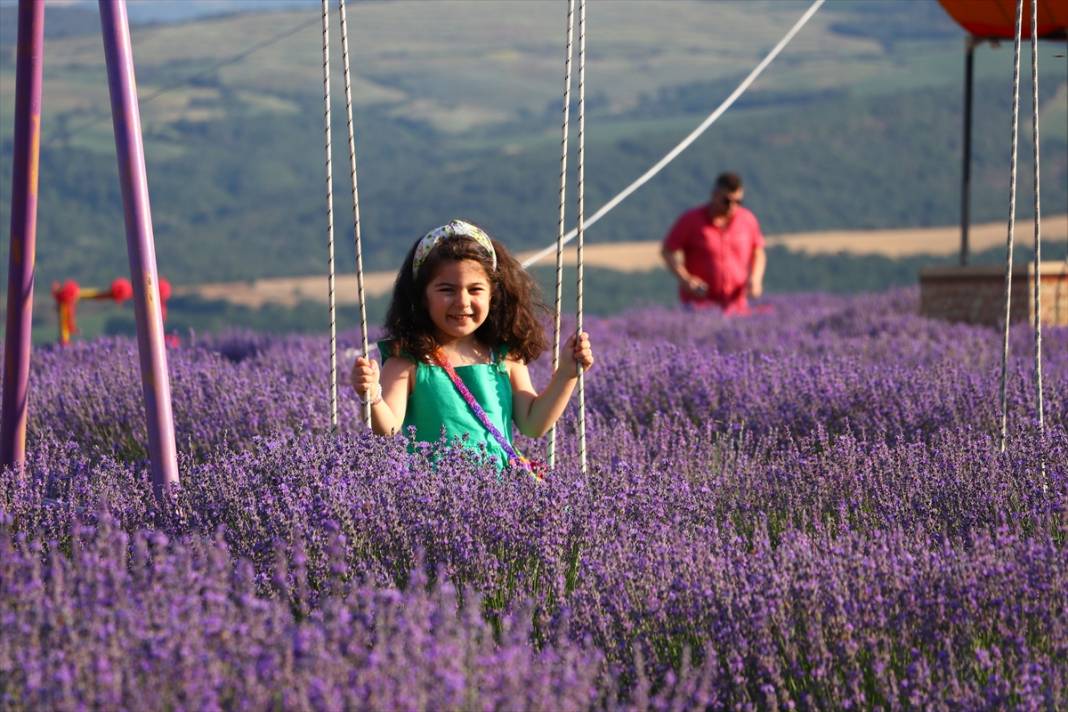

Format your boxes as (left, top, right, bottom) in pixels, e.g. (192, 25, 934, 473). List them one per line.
(384, 227, 548, 364)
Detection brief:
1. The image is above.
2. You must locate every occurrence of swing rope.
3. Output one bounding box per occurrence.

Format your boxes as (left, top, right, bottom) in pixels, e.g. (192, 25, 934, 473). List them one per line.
(1027, 0, 1044, 479)
(321, 0, 339, 431)
(548, 0, 576, 470)
(998, 0, 1050, 469)
(338, 0, 372, 429)
(997, 0, 1022, 453)
(575, 0, 588, 477)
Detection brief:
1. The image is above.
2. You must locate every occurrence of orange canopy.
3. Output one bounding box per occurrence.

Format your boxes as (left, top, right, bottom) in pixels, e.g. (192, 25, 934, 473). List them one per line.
(938, 0, 1067, 40)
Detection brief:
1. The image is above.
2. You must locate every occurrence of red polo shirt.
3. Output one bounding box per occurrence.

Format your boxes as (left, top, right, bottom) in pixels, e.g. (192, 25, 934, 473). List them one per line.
(662, 205, 764, 311)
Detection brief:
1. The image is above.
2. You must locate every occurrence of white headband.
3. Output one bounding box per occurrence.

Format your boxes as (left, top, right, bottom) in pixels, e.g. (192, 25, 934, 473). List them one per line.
(412, 219, 497, 278)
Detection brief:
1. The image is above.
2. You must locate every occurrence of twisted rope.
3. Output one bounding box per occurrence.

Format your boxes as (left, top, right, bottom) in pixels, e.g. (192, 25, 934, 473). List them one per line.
(548, 0, 576, 469)
(338, 0, 371, 429)
(998, 0, 1024, 453)
(1027, 0, 1044, 481)
(321, 0, 338, 431)
(575, 0, 587, 477)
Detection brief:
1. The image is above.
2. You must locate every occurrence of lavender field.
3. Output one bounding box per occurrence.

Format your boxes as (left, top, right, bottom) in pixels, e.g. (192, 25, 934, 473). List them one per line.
(2, 288, 1066, 710)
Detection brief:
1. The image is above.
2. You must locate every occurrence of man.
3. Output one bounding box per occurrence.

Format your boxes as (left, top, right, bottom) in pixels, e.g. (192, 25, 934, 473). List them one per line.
(661, 172, 766, 314)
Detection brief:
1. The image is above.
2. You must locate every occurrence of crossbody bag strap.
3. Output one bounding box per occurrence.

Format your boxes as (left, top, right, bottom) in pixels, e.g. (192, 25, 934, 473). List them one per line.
(431, 348, 539, 478)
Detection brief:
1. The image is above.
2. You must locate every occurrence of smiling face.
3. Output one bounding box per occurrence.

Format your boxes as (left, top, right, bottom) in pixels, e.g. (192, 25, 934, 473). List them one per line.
(424, 258, 493, 344)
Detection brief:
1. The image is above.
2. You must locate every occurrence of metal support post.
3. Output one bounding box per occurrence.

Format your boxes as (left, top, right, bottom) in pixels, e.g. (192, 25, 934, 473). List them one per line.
(98, 0, 180, 497)
(960, 35, 976, 266)
(1, 0, 45, 472)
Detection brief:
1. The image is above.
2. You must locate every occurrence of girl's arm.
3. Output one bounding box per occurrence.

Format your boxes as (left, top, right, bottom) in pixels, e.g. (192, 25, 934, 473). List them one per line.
(351, 354, 413, 435)
(510, 332, 594, 438)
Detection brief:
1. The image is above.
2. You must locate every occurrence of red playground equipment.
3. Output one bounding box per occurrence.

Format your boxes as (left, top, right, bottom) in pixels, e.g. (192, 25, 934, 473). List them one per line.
(51, 276, 172, 346)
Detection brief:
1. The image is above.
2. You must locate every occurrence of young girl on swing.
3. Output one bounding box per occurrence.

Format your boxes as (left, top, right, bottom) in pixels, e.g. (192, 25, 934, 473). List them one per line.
(350, 219, 594, 474)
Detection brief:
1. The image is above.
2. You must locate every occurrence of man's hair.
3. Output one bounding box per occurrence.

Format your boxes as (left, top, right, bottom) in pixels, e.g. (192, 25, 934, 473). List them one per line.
(713, 172, 743, 193)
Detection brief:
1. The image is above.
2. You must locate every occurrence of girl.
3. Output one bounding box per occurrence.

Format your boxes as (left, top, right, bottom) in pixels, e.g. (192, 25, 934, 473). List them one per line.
(350, 219, 594, 473)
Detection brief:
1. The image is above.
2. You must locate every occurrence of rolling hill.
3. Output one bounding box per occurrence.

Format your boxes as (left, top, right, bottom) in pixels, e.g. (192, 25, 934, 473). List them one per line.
(1, 0, 1065, 336)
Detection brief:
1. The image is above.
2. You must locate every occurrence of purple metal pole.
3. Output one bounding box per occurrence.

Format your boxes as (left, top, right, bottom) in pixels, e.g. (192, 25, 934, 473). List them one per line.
(1, 0, 45, 472)
(98, 0, 179, 497)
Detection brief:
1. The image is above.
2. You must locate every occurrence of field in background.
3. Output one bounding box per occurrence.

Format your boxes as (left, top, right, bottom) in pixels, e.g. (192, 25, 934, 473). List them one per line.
(183, 215, 1068, 308)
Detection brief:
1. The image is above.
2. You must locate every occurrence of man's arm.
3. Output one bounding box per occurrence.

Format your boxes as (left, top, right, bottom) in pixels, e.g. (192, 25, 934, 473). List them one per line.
(661, 246, 707, 296)
(748, 246, 766, 298)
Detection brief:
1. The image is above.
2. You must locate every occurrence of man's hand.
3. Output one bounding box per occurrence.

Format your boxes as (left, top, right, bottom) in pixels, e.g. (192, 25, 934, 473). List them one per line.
(682, 275, 708, 297)
(748, 247, 767, 300)
(663, 248, 708, 297)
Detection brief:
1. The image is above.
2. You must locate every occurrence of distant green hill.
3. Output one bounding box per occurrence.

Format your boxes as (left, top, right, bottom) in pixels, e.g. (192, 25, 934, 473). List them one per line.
(1, 0, 1066, 322)
(4, 76, 1063, 289)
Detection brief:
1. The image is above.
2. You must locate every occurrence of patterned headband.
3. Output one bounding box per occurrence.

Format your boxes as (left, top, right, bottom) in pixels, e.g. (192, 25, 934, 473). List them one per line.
(412, 219, 497, 278)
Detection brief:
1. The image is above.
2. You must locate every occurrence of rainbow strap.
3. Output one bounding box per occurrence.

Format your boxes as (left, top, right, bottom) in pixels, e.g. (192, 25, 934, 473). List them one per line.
(431, 348, 542, 480)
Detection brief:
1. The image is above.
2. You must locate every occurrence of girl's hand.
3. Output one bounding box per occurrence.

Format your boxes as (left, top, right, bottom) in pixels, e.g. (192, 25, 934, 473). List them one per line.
(566, 331, 594, 372)
(350, 356, 381, 402)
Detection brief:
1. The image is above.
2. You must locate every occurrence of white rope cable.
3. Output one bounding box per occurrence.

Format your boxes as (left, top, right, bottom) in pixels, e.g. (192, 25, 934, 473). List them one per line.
(575, 0, 587, 477)
(338, 0, 371, 429)
(998, 0, 1024, 453)
(1027, 0, 1044, 483)
(521, 0, 825, 270)
(548, 0, 576, 469)
(322, 0, 339, 431)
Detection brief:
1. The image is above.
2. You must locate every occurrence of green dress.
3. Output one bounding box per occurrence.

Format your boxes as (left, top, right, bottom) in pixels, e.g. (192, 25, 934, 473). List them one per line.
(379, 340, 514, 467)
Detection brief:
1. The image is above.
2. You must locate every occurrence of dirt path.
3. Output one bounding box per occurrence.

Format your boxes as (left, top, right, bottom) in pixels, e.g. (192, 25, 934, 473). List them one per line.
(179, 215, 1067, 308)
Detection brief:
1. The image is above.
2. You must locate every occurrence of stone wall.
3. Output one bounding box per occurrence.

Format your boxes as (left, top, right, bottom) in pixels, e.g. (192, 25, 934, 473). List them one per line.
(918, 262, 1068, 327)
